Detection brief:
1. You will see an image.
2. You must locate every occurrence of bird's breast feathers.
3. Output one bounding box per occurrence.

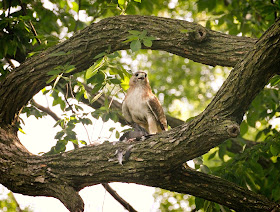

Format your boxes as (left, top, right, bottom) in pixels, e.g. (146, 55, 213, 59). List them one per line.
(124, 87, 150, 121)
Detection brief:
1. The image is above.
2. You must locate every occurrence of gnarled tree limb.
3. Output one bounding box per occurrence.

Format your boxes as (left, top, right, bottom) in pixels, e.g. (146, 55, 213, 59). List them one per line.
(0, 15, 279, 211)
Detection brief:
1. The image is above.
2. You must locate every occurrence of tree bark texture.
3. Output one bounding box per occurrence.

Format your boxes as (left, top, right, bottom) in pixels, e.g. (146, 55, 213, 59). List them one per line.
(0, 15, 279, 212)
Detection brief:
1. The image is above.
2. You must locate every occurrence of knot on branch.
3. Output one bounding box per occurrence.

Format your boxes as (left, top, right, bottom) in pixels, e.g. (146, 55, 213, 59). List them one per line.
(189, 26, 207, 43)
(227, 124, 240, 138)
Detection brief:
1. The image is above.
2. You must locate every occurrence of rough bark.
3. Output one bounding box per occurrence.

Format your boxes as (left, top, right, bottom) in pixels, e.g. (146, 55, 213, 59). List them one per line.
(0, 15, 280, 212)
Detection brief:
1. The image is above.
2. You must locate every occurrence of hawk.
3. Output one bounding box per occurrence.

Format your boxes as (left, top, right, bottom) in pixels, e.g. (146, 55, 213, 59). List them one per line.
(122, 71, 168, 134)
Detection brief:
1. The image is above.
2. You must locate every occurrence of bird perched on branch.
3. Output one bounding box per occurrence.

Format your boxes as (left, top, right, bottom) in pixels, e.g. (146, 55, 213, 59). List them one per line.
(122, 71, 168, 134)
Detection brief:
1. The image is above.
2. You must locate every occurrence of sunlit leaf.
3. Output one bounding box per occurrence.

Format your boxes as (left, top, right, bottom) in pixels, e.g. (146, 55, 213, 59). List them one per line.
(86, 57, 106, 79)
(46, 75, 58, 84)
(93, 52, 106, 59)
(118, 0, 125, 5)
(128, 30, 141, 35)
(90, 91, 103, 103)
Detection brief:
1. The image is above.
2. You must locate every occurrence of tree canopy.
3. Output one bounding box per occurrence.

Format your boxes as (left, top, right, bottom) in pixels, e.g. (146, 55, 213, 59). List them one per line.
(1, 0, 280, 211)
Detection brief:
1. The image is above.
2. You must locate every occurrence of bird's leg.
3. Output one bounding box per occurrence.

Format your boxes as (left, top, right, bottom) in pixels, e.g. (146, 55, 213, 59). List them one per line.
(119, 123, 150, 142)
(132, 123, 149, 135)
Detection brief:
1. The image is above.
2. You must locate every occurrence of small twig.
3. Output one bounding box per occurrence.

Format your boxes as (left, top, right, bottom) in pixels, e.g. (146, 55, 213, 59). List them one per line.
(68, 78, 75, 99)
(102, 184, 137, 212)
(64, 94, 75, 114)
(32, 99, 60, 121)
(18, 0, 41, 44)
(65, 83, 69, 103)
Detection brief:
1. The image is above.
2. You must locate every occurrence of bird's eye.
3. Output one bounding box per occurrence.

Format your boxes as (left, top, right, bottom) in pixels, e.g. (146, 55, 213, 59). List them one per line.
(135, 73, 139, 77)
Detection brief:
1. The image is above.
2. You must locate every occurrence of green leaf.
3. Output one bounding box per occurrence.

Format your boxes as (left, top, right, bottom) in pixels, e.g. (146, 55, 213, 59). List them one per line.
(72, 2, 79, 12)
(143, 38, 152, 47)
(88, 71, 106, 85)
(109, 78, 121, 84)
(270, 75, 280, 86)
(64, 64, 76, 73)
(71, 139, 78, 145)
(47, 69, 61, 76)
(115, 130, 120, 139)
(86, 57, 106, 79)
(118, 0, 125, 5)
(123, 35, 139, 43)
(247, 111, 258, 127)
(90, 91, 104, 103)
(109, 127, 115, 132)
(133, 0, 141, 2)
(55, 131, 65, 139)
(18, 127, 26, 134)
(270, 143, 280, 156)
(93, 52, 106, 59)
(240, 121, 248, 136)
(193, 157, 203, 165)
(80, 118, 92, 125)
(46, 75, 58, 84)
(200, 165, 210, 174)
(107, 52, 120, 59)
(128, 30, 141, 35)
(130, 40, 141, 52)
(79, 140, 87, 145)
(208, 150, 217, 160)
(218, 144, 226, 160)
(139, 30, 147, 39)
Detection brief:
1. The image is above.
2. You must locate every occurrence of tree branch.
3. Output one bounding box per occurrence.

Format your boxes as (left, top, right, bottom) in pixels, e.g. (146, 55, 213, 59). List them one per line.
(0, 15, 279, 211)
(31, 99, 60, 121)
(102, 183, 137, 212)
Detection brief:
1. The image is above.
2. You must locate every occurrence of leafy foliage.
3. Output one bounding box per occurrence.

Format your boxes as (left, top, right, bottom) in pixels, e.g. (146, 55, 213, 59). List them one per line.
(124, 30, 156, 52)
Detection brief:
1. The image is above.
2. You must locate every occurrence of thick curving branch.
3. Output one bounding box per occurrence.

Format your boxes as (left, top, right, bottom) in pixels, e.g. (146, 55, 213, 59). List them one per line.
(0, 15, 256, 126)
(0, 119, 277, 211)
(0, 15, 280, 211)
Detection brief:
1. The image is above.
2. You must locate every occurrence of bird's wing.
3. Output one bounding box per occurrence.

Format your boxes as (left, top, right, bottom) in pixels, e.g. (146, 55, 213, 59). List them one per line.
(147, 96, 168, 131)
(122, 100, 133, 123)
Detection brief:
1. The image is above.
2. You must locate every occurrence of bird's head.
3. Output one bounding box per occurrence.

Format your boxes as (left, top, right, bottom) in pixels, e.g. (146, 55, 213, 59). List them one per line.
(129, 71, 149, 87)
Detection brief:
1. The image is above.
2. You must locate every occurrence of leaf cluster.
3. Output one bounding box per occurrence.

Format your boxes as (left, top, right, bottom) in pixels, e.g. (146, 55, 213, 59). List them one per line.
(124, 30, 156, 52)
